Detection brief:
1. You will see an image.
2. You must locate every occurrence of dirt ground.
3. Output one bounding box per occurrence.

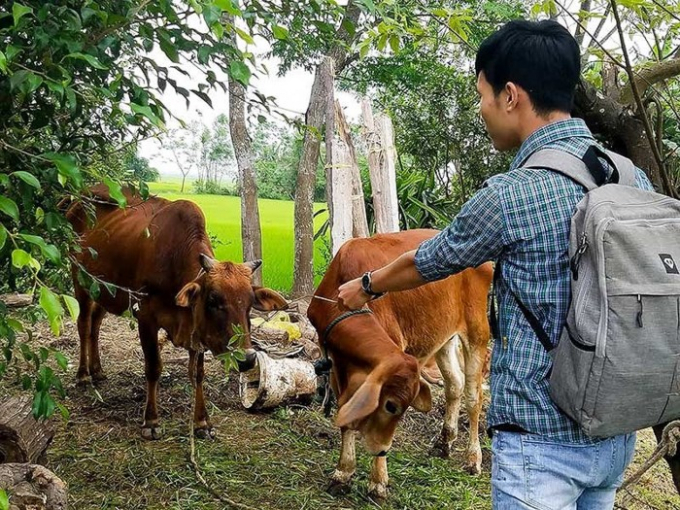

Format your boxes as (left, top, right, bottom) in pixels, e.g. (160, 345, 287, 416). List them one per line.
(2, 315, 679, 510)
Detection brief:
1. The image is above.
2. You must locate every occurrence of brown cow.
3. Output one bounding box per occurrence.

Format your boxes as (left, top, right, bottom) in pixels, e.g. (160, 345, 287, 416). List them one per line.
(308, 229, 492, 498)
(66, 185, 287, 439)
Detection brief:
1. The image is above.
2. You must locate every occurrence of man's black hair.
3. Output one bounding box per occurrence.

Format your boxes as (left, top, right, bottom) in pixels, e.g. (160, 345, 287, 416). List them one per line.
(475, 20, 581, 115)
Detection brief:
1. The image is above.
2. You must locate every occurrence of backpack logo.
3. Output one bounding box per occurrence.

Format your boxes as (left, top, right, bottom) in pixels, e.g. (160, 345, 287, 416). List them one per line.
(659, 254, 679, 274)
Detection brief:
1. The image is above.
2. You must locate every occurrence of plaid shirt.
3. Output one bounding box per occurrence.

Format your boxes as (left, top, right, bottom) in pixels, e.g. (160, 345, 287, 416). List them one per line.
(414, 118, 653, 442)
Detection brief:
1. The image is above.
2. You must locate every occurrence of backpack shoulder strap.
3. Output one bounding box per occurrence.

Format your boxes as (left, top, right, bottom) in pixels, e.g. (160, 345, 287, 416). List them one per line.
(523, 149, 598, 191)
(602, 149, 638, 187)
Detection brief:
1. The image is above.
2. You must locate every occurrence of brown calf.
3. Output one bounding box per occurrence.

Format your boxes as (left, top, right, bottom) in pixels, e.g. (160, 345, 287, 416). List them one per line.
(67, 185, 287, 439)
(308, 229, 492, 498)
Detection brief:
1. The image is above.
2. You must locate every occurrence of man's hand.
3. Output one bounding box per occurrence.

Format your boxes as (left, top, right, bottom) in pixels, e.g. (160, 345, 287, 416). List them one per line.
(337, 277, 371, 311)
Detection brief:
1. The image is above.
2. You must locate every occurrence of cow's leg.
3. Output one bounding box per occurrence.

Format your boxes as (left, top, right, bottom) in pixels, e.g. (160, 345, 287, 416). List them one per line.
(461, 332, 487, 475)
(328, 428, 356, 496)
(189, 349, 214, 439)
(433, 335, 465, 458)
(139, 317, 162, 440)
(88, 304, 107, 383)
(75, 290, 95, 386)
(368, 455, 389, 500)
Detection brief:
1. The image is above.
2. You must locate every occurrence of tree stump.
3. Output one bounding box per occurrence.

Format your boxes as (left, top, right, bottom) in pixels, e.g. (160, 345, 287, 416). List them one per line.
(0, 398, 55, 465)
(0, 463, 67, 510)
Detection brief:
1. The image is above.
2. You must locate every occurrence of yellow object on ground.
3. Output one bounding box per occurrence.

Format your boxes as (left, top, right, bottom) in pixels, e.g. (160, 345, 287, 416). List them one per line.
(251, 311, 301, 340)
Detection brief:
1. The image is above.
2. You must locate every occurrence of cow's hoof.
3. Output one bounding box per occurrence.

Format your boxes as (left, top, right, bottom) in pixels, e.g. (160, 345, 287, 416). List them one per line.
(327, 479, 352, 497)
(194, 426, 216, 440)
(367, 482, 389, 500)
(141, 426, 163, 440)
(464, 457, 482, 475)
(430, 439, 452, 459)
(90, 370, 107, 384)
(75, 376, 90, 388)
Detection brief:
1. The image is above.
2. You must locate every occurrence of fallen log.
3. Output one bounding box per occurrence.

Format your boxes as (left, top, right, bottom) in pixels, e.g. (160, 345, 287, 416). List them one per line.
(0, 463, 67, 510)
(0, 295, 33, 308)
(0, 397, 55, 465)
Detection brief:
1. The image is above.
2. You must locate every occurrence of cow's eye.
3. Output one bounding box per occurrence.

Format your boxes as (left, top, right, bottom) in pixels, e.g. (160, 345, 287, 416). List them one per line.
(207, 293, 222, 309)
(385, 401, 399, 415)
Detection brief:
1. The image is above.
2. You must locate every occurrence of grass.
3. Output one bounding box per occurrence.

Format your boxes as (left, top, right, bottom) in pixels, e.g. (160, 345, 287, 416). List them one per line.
(148, 179, 329, 293)
(3, 316, 679, 510)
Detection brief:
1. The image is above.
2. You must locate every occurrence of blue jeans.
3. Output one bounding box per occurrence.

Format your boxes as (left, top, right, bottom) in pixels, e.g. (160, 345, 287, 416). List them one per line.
(491, 430, 636, 510)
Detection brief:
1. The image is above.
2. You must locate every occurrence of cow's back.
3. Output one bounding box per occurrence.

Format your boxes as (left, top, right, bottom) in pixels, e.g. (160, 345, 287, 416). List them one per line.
(314, 229, 492, 360)
(67, 185, 211, 314)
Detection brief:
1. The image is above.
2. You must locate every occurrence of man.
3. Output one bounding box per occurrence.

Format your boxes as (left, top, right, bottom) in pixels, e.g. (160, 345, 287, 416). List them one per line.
(337, 20, 652, 509)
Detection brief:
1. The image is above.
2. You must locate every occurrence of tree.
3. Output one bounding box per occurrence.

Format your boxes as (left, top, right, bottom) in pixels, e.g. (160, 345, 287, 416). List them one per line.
(161, 126, 199, 193)
(124, 151, 160, 183)
(227, 14, 262, 285)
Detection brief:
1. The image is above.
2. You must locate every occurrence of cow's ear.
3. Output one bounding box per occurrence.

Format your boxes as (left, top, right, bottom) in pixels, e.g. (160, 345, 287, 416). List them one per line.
(243, 259, 262, 274)
(336, 379, 382, 428)
(176, 282, 201, 307)
(253, 287, 288, 311)
(411, 378, 432, 413)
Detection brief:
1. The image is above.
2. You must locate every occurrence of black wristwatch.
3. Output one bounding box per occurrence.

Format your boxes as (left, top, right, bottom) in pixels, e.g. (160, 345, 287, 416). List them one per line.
(361, 271, 385, 299)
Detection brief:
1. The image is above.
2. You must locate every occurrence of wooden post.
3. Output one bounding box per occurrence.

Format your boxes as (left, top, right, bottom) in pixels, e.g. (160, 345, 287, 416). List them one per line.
(0, 397, 55, 465)
(335, 101, 369, 238)
(362, 100, 400, 233)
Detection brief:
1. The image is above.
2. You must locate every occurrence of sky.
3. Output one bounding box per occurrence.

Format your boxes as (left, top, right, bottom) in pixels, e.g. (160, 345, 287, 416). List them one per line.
(137, 33, 364, 177)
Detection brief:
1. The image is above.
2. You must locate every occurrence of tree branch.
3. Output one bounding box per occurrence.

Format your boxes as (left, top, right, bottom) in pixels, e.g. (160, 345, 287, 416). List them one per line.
(619, 57, 680, 104)
(611, 0, 676, 197)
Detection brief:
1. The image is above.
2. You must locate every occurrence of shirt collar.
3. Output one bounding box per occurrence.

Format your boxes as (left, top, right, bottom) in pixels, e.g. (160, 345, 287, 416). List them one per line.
(510, 118, 594, 170)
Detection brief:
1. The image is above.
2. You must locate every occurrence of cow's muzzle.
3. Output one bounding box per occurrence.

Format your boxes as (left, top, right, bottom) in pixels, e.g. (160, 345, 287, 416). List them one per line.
(236, 349, 258, 372)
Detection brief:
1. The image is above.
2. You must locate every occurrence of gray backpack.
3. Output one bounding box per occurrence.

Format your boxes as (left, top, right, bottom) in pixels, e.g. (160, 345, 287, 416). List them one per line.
(519, 146, 680, 437)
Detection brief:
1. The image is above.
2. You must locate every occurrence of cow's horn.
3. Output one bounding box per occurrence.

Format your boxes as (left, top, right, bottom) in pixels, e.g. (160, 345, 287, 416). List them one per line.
(244, 259, 262, 273)
(199, 253, 218, 272)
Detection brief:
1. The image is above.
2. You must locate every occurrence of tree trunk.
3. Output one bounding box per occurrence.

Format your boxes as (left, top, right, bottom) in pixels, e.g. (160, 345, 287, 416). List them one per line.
(291, 1, 361, 298)
(180, 173, 186, 194)
(329, 139, 354, 255)
(227, 15, 262, 286)
(335, 100, 369, 238)
(362, 100, 400, 233)
(574, 79, 662, 189)
(0, 294, 33, 308)
(0, 397, 55, 465)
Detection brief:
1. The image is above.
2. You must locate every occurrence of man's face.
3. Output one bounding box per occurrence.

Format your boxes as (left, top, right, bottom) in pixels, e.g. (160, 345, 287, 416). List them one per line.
(476, 72, 521, 152)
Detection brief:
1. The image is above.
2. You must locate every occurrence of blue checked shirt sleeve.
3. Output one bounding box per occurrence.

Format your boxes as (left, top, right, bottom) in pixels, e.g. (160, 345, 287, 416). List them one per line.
(414, 185, 505, 282)
(634, 167, 655, 191)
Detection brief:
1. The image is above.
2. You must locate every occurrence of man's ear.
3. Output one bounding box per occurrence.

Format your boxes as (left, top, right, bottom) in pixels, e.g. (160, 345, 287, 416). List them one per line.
(411, 378, 432, 413)
(176, 282, 201, 307)
(336, 379, 383, 428)
(253, 287, 288, 311)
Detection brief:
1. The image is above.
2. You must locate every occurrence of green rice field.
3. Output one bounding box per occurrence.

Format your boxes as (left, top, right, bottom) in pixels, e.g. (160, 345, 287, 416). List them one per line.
(148, 178, 329, 293)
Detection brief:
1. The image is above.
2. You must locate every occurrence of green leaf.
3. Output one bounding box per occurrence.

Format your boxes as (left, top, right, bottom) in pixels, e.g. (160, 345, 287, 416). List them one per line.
(229, 61, 251, 87)
(7, 318, 24, 332)
(272, 25, 289, 40)
(54, 351, 68, 371)
(0, 196, 19, 222)
(159, 34, 179, 63)
(0, 489, 8, 510)
(11, 249, 31, 268)
(43, 153, 83, 188)
(0, 224, 6, 251)
(130, 103, 164, 128)
(62, 295, 80, 322)
(214, 0, 241, 15)
(104, 178, 127, 208)
(0, 51, 7, 74)
(11, 171, 40, 189)
(12, 3, 33, 25)
(235, 27, 254, 45)
(40, 286, 63, 336)
(18, 234, 60, 264)
(57, 402, 70, 421)
(64, 52, 108, 70)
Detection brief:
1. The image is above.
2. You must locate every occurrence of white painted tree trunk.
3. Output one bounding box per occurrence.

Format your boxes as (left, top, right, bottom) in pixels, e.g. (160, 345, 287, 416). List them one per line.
(362, 100, 399, 233)
(328, 139, 354, 255)
(335, 100, 369, 238)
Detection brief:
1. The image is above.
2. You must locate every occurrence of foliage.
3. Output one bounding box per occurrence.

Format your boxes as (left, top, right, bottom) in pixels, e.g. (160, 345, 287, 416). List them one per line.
(252, 120, 326, 202)
(124, 151, 160, 183)
(0, 0, 333, 418)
